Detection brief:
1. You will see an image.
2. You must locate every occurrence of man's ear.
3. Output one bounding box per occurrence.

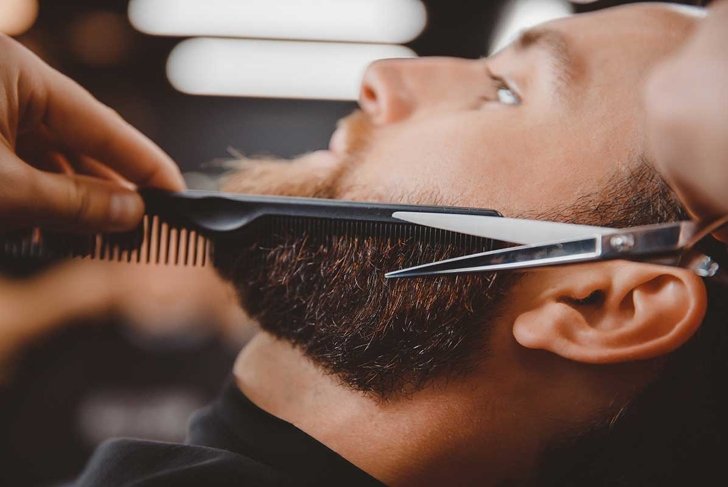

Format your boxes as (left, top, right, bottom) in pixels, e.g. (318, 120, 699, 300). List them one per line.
(512, 261, 707, 364)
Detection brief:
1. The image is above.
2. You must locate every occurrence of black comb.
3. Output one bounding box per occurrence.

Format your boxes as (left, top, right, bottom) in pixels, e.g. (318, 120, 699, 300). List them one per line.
(0, 189, 502, 267)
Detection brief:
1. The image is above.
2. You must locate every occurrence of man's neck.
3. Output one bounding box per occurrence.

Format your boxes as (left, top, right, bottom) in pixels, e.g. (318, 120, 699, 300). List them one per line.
(234, 332, 543, 486)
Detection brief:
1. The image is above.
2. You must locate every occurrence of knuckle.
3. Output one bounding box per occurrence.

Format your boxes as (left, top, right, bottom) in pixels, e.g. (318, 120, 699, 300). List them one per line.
(68, 178, 93, 224)
(89, 133, 115, 157)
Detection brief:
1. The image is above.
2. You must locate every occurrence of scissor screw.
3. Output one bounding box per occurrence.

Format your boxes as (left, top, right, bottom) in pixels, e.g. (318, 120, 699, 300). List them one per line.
(694, 256, 720, 278)
(610, 234, 635, 252)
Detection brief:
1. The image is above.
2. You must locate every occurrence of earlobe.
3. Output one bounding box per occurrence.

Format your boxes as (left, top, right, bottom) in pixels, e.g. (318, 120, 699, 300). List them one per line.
(512, 262, 708, 364)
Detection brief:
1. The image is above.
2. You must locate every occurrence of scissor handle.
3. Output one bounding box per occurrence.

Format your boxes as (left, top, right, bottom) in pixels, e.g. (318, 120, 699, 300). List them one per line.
(682, 215, 728, 249)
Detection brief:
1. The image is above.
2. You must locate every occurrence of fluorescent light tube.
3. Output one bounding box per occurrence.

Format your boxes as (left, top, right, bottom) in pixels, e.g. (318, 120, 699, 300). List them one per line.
(129, 0, 427, 44)
(166, 38, 416, 100)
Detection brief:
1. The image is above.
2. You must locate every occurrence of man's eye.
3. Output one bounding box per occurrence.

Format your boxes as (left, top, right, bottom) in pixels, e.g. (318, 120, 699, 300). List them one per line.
(496, 84, 521, 106)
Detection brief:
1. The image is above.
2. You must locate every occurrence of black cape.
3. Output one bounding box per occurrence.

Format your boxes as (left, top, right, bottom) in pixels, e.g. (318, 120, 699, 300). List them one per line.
(73, 379, 384, 486)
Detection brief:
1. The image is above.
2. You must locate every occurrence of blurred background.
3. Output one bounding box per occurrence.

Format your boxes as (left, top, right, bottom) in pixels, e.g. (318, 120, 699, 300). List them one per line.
(0, 0, 704, 485)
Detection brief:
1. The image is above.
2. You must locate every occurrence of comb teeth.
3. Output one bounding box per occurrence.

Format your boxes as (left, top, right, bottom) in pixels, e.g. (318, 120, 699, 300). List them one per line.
(261, 216, 495, 252)
(94, 215, 211, 266)
(0, 215, 211, 267)
(1, 214, 496, 269)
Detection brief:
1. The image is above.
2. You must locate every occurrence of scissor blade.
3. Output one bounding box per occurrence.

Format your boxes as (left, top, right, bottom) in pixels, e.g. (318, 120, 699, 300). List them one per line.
(392, 212, 615, 245)
(385, 237, 600, 278)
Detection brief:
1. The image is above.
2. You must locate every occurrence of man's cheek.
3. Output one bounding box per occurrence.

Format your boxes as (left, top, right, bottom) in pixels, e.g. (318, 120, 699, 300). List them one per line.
(345, 120, 495, 203)
(340, 142, 426, 199)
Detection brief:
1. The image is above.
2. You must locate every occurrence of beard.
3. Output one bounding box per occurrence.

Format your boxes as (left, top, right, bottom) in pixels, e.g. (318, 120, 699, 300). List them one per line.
(215, 111, 686, 399)
(215, 111, 513, 398)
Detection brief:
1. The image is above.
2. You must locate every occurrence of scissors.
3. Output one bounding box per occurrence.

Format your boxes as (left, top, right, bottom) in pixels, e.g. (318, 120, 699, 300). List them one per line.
(385, 212, 728, 281)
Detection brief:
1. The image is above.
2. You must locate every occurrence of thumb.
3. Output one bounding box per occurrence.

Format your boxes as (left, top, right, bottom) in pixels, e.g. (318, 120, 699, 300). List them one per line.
(26, 168, 145, 232)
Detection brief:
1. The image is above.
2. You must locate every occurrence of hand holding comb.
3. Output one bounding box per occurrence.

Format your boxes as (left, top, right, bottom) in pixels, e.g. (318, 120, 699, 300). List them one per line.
(0, 189, 502, 267)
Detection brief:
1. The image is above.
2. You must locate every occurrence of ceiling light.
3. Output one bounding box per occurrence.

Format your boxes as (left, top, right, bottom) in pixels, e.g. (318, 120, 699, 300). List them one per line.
(167, 38, 416, 100)
(129, 0, 427, 44)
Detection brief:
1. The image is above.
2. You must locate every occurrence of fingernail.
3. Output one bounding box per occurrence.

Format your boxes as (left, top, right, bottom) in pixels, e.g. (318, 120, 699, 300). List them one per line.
(109, 192, 143, 228)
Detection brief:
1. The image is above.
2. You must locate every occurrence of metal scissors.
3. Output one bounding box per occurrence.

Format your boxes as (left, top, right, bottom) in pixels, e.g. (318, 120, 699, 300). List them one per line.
(385, 212, 728, 281)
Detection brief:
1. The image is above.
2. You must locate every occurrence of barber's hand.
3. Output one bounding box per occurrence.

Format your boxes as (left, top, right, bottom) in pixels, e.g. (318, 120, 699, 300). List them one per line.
(645, 1, 728, 241)
(0, 34, 185, 232)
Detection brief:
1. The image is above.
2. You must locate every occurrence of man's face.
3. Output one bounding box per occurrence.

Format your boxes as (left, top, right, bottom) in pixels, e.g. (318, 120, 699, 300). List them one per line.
(222, 4, 699, 398)
(311, 4, 695, 216)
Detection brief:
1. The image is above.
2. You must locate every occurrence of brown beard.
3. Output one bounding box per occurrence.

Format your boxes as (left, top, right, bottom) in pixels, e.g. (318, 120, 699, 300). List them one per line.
(219, 151, 345, 198)
(216, 112, 512, 398)
(220, 110, 373, 199)
(214, 215, 511, 398)
(215, 114, 684, 399)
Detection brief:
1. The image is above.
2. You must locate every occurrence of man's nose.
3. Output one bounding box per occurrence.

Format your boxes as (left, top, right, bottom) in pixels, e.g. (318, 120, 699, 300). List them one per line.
(359, 59, 414, 124)
(358, 58, 485, 125)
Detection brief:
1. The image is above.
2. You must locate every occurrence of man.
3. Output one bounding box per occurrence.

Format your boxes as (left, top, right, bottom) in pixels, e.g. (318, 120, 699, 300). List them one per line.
(76, 3, 726, 486)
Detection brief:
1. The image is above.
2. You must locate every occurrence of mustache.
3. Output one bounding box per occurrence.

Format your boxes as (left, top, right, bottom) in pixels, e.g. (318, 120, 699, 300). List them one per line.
(220, 151, 341, 197)
(333, 109, 373, 158)
(219, 110, 374, 198)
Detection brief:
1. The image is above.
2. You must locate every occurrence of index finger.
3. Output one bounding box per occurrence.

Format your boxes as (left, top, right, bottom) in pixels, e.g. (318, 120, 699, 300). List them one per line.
(38, 64, 185, 191)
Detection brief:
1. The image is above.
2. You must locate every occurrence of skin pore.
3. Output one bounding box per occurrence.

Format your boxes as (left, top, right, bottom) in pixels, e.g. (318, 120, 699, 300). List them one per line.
(222, 4, 706, 486)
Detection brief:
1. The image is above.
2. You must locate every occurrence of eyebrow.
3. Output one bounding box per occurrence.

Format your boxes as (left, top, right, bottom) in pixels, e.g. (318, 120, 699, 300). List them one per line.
(514, 28, 576, 94)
